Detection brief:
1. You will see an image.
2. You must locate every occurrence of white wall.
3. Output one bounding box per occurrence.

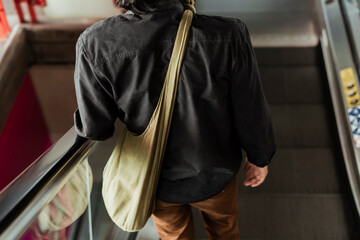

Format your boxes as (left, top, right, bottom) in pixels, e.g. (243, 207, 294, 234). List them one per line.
(43, 0, 122, 19)
(41, 0, 316, 19)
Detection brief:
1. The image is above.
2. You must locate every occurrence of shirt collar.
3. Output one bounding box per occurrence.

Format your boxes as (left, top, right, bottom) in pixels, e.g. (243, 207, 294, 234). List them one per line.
(153, 0, 185, 12)
(123, 1, 185, 16)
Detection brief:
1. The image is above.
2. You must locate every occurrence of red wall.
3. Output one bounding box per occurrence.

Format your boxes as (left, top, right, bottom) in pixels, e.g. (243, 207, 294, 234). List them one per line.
(0, 72, 52, 191)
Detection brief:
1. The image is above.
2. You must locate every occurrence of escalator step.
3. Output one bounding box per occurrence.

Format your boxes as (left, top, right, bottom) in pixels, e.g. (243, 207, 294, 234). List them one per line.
(260, 66, 327, 104)
(238, 148, 348, 194)
(192, 194, 360, 239)
(255, 47, 321, 66)
(270, 104, 335, 147)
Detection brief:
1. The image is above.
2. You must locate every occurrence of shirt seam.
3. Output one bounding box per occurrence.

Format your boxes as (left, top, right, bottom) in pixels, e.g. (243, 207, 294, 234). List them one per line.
(79, 35, 119, 104)
(79, 35, 104, 79)
(95, 37, 232, 64)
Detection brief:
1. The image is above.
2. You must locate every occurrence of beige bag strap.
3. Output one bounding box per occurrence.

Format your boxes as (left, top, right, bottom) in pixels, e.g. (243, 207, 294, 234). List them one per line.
(156, 0, 195, 150)
(183, 0, 196, 13)
(101, 2, 196, 232)
(148, 2, 195, 200)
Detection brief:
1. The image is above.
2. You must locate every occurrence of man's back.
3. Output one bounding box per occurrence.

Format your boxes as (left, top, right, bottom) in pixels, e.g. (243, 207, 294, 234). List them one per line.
(74, 0, 276, 204)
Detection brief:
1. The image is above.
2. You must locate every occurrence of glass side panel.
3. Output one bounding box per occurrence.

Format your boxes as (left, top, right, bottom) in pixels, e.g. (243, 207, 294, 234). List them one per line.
(19, 159, 93, 240)
(18, 123, 159, 240)
(0, 72, 52, 191)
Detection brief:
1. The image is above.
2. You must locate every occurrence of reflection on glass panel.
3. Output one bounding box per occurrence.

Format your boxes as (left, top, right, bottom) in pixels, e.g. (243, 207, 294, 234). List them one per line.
(74, 125, 141, 240)
(18, 123, 153, 240)
(19, 159, 93, 240)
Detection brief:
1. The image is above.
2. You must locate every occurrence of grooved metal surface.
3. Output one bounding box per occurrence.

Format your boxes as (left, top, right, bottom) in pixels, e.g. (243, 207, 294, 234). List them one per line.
(191, 46, 360, 239)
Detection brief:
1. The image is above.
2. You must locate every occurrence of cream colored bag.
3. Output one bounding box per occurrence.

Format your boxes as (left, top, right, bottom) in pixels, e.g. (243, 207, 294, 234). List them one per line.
(102, 1, 196, 232)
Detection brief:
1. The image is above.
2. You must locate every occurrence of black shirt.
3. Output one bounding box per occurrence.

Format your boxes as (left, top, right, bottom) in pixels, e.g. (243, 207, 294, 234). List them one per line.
(74, 1, 276, 204)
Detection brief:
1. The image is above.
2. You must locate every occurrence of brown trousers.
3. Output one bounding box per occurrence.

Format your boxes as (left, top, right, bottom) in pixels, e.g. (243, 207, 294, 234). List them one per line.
(152, 178, 239, 240)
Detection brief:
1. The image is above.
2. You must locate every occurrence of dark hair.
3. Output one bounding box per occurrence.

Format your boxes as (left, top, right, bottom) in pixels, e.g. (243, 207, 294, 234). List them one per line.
(115, 0, 184, 14)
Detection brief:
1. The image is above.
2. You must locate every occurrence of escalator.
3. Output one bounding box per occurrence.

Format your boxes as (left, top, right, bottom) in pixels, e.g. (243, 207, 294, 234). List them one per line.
(186, 46, 360, 239)
(81, 46, 360, 239)
(1, 1, 360, 239)
(5, 45, 358, 240)
(229, 46, 360, 238)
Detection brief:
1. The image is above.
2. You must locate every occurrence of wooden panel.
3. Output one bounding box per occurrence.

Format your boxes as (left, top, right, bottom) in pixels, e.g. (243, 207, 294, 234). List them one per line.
(24, 24, 91, 64)
(25, 24, 87, 43)
(31, 43, 77, 64)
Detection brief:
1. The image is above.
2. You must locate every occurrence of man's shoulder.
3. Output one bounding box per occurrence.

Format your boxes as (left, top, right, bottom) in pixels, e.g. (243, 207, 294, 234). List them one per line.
(193, 14, 248, 40)
(197, 14, 244, 25)
(77, 14, 141, 62)
(80, 14, 133, 40)
(197, 14, 246, 30)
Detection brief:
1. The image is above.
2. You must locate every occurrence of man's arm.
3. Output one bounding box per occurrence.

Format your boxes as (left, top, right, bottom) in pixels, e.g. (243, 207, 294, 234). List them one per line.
(231, 22, 276, 187)
(74, 34, 118, 140)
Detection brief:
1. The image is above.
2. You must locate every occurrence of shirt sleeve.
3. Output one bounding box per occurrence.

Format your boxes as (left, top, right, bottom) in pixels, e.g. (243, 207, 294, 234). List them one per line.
(73, 35, 118, 140)
(231, 22, 276, 167)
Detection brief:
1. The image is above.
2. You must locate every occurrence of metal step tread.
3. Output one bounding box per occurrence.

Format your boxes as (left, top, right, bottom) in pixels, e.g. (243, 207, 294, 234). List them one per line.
(192, 193, 360, 239)
(260, 65, 328, 104)
(255, 47, 321, 66)
(269, 104, 337, 147)
(238, 147, 348, 194)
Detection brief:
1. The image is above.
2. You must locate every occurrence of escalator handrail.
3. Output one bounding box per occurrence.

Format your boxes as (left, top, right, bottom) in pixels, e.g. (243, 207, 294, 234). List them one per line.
(0, 127, 96, 240)
(339, 0, 360, 78)
(320, 0, 360, 218)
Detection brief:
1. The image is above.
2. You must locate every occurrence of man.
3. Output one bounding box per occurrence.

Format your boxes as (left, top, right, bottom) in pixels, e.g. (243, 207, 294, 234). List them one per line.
(74, 0, 276, 239)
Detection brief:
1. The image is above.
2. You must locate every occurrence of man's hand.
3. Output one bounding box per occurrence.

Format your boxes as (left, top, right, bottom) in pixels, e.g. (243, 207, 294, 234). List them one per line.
(243, 158, 268, 187)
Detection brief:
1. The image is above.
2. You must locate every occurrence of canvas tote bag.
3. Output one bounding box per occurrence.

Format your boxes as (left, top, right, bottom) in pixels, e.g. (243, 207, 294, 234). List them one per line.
(102, 0, 196, 232)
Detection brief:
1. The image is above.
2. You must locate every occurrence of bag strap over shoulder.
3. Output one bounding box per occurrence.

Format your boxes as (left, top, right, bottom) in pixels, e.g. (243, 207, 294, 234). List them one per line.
(159, 0, 195, 141)
(183, 0, 196, 13)
(101, 2, 196, 232)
